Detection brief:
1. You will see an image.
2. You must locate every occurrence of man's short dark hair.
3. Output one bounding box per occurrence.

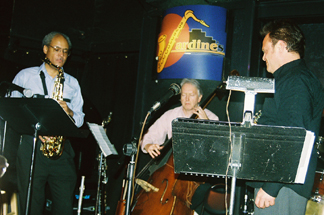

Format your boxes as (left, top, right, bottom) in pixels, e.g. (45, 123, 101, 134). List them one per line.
(42, 31, 72, 49)
(260, 19, 305, 58)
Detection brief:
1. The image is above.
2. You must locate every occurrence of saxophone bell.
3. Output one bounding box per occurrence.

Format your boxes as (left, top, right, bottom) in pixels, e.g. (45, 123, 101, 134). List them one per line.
(40, 136, 65, 159)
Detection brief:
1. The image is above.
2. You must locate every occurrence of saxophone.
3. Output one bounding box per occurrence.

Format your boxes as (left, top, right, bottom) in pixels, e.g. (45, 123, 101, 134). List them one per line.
(40, 57, 65, 159)
(157, 10, 209, 73)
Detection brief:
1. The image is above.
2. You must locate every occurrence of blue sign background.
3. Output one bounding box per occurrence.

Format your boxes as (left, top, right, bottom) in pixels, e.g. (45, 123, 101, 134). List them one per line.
(157, 5, 227, 81)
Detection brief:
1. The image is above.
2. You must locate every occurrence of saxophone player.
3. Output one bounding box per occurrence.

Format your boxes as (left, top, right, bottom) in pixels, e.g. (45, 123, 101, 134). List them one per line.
(11, 32, 85, 215)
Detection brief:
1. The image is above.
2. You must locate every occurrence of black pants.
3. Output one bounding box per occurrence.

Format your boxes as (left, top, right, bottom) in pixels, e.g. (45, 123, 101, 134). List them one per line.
(17, 135, 77, 215)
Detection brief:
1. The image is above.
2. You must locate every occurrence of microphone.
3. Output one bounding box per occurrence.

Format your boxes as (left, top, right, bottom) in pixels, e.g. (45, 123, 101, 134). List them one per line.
(1, 81, 33, 98)
(149, 83, 181, 114)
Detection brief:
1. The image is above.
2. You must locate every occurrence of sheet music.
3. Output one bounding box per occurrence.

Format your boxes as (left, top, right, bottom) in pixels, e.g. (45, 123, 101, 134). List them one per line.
(87, 122, 118, 157)
(295, 130, 315, 183)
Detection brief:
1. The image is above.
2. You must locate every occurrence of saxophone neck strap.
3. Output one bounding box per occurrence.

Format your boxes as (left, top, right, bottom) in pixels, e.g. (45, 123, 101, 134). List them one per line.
(40, 71, 48, 96)
(38, 71, 71, 103)
(39, 71, 70, 102)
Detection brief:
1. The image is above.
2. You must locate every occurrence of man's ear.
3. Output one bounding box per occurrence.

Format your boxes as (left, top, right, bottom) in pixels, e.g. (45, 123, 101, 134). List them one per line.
(277, 40, 288, 53)
(43, 45, 48, 55)
(198, 95, 202, 103)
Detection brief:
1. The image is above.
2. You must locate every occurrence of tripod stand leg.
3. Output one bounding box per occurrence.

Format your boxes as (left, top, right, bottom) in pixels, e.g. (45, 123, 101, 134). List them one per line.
(25, 122, 41, 215)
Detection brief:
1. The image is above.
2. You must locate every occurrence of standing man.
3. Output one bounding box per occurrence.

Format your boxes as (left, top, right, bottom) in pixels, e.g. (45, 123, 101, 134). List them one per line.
(11, 32, 85, 215)
(250, 20, 324, 214)
(141, 78, 219, 158)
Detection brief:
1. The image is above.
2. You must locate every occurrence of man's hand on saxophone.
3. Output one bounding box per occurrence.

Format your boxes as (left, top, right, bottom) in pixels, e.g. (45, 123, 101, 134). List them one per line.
(38, 101, 74, 144)
(39, 136, 54, 143)
(58, 100, 74, 117)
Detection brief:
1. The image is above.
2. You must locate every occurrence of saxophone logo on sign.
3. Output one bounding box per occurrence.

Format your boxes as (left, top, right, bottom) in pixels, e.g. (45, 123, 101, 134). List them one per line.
(156, 5, 227, 81)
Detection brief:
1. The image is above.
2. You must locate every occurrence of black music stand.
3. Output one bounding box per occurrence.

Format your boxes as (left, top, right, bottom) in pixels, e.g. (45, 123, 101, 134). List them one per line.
(0, 98, 89, 215)
(172, 118, 315, 215)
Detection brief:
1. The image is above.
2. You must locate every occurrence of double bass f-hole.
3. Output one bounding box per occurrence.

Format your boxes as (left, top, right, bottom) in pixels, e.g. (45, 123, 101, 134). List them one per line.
(160, 179, 169, 204)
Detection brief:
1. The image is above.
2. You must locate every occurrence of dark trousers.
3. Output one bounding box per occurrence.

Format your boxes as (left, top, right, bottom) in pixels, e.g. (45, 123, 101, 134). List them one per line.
(254, 187, 307, 215)
(17, 135, 77, 215)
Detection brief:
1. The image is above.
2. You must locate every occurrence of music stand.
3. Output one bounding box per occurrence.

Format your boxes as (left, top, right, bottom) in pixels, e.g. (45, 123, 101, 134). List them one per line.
(0, 98, 89, 215)
(172, 75, 314, 215)
(172, 118, 314, 214)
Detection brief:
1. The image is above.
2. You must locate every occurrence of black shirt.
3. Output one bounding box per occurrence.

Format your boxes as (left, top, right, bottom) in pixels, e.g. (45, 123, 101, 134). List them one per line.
(253, 59, 324, 198)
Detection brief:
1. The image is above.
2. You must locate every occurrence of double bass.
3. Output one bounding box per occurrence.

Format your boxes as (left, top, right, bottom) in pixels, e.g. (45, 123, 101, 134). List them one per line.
(130, 82, 229, 215)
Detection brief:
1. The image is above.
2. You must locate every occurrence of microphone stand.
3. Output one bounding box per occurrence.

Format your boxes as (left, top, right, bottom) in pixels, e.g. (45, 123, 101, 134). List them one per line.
(122, 111, 152, 215)
(123, 139, 137, 215)
(122, 83, 181, 215)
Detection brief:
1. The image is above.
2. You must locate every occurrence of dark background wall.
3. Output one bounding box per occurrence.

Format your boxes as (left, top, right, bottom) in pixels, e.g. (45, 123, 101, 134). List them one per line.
(1, 0, 324, 214)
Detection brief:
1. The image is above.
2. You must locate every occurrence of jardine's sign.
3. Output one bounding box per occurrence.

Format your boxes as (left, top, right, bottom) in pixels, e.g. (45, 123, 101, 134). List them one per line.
(156, 5, 227, 81)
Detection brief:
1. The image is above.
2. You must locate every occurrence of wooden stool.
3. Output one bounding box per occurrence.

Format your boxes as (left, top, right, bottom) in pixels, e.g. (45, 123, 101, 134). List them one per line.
(0, 190, 18, 215)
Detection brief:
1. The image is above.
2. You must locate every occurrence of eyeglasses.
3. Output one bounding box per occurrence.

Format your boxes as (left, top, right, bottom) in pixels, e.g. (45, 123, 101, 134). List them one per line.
(48, 45, 71, 56)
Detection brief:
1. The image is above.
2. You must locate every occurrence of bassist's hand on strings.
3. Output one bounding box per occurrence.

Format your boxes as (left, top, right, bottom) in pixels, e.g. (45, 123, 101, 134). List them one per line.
(193, 106, 209, 120)
(144, 144, 164, 158)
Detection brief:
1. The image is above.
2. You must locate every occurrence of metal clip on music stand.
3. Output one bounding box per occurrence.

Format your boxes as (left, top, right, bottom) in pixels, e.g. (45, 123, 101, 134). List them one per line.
(226, 76, 275, 126)
(172, 76, 315, 215)
(0, 98, 89, 215)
